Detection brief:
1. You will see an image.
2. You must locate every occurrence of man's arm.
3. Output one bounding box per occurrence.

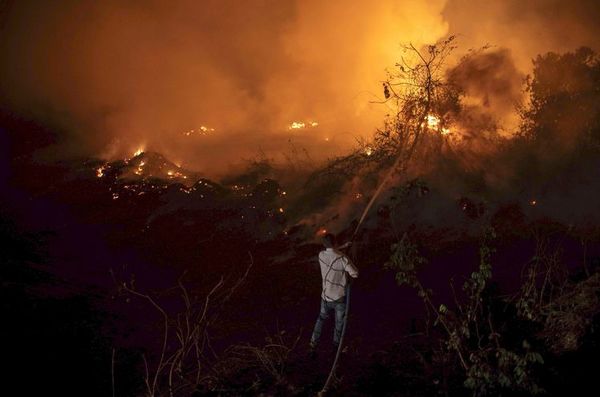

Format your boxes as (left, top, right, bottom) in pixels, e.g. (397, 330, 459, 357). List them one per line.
(343, 256, 359, 278)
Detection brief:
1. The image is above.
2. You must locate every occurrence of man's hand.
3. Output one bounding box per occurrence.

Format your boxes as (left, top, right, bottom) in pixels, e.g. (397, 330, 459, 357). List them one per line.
(338, 241, 352, 249)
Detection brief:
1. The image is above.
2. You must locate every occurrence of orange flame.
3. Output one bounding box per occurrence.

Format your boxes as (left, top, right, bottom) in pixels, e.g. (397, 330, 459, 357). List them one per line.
(288, 120, 319, 130)
(289, 121, 306, 130)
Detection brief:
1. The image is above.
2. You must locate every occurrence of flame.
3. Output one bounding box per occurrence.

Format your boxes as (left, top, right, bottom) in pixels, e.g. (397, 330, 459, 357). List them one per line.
(96, 165, 106, 178)
(424, 114, 452, 135)
(133, 148, 144, 157)
(288, 120, 319, 130)
(426, 114, 440, 129)
(364, 146, 373, 156)
(289, 121, 306, 130)
(184, 126, 215, 136)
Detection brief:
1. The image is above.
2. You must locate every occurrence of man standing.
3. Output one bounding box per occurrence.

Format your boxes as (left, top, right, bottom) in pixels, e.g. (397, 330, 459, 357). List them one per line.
(310, 233, 359, 352)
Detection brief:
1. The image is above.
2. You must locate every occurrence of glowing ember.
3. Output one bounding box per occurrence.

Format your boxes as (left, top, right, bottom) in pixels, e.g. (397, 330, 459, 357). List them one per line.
(441, 127, 451, 135)
(167, 170, 174, 176)
(364, 146, 373, 156)
(185, 126, 215, 136)
(188, 125, 216, 136)
(279, 207, 284, 213)
(96, 165, 106, 178)
(112, 193, 119, 200)
(316, 227, 327, 236)
(355, 193, 363, 199)
(530, 200, 537, 206)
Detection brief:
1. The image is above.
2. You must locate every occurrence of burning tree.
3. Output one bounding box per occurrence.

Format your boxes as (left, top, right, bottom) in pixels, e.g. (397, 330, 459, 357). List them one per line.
(311, 36, 460, 184)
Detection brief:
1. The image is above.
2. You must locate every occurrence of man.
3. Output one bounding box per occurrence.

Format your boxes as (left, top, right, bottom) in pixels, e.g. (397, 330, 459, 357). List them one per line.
(310, 233, 359, 353)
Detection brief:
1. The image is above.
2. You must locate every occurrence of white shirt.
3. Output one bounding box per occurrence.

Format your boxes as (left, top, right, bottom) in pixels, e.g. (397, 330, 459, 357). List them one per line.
(319, 248, 359, 302)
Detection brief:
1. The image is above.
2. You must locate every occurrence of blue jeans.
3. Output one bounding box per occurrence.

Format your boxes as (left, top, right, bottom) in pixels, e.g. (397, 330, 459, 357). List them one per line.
(310, 296, 346, 346)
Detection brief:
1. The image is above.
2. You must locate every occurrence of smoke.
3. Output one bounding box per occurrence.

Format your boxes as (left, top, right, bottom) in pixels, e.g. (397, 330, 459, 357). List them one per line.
(447, 48, 525, 135)
(443, 0, 600, 72)
(1, 0, 599, 177)
(0, 0, 448, 175)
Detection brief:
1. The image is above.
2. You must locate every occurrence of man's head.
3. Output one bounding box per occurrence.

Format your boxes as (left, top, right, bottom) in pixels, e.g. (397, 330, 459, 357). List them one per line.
(322, 233, 336, 248)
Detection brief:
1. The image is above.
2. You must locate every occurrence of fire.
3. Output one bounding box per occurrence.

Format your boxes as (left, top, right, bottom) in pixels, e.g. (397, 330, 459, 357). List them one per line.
(364, 146, 373, 156)
(96, 165, 106, 178)
(288, 120, 319, 130)
(426, 114, 440, 129)
(185, 126, 215, 136)
(166, 170, 185, 178)
(316, 227, 327, 236)
(289, 121, 306, 130)
(133, 148, 144, 157)
(424, 114, 452, 135)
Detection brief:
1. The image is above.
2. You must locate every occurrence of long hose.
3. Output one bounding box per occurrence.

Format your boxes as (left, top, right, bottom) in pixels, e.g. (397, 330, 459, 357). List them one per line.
(318, 282, 351, 395)
(318, 133, 413, 395)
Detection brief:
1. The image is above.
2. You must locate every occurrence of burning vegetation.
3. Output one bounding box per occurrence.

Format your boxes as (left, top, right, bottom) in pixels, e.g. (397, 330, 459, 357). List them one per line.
(3, 29, 600, 397)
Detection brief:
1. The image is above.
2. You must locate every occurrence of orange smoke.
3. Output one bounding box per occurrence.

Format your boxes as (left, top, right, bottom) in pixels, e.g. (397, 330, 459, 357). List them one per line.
(0, 0, 598, 175)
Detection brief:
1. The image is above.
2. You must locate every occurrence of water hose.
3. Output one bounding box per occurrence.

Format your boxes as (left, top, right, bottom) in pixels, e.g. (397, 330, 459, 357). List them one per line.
(318, 125, 420, 394)
(318, 283, 351, 395)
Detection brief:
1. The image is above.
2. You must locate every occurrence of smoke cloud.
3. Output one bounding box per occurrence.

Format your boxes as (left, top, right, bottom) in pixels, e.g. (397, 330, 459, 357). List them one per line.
(1, 0, 599, 176)
(443, 0, 600, 72)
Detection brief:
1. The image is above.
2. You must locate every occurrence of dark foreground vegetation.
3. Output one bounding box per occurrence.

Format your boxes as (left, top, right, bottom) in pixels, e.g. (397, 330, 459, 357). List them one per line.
(2, 41, 600, 396)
